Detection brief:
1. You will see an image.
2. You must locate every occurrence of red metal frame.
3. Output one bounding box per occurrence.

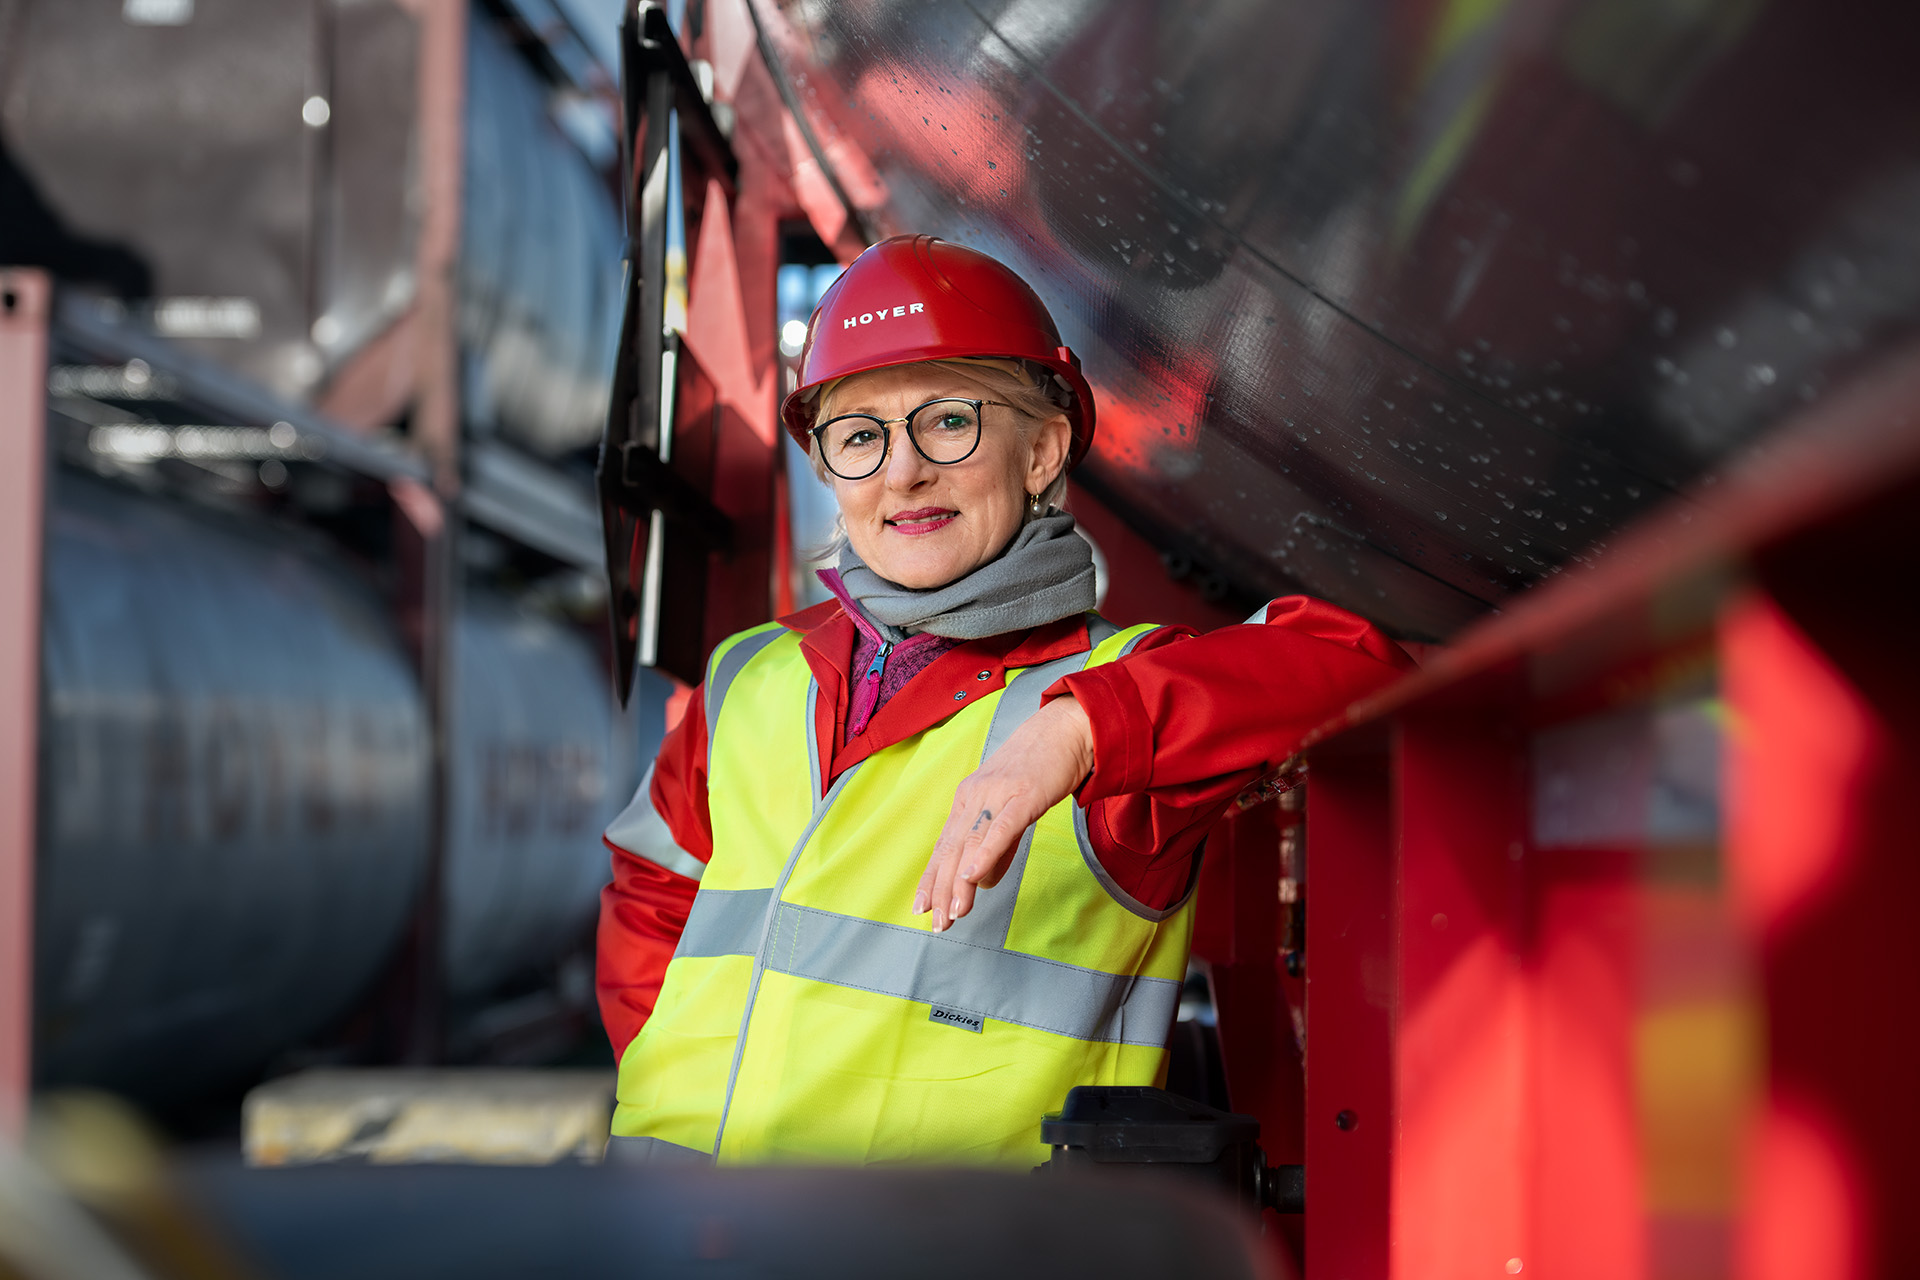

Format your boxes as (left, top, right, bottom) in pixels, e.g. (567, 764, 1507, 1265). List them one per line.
(1300, 742, 1396, 1279)
(1274, 344, 1920, 1277)
(0, 269, 50, 1138)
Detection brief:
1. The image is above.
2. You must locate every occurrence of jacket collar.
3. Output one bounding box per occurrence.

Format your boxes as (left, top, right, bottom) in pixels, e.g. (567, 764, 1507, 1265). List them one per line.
(776, 599, 1097, 781)
(778, 598, 1095, 675)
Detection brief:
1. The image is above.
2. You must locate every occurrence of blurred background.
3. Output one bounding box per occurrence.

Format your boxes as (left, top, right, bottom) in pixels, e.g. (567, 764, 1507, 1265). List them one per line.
(2, 0, 1918, 1275)
(3, 0, 656, 1118)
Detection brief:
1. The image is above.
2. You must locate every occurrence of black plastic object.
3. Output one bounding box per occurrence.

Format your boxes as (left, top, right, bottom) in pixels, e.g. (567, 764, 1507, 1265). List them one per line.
(1039, 1086, 1304, 1215)
(184, 1161, 1270, 1280)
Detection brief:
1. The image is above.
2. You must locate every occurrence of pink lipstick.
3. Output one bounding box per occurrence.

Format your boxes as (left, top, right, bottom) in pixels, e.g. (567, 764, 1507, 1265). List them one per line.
(886, 507, 957, 535)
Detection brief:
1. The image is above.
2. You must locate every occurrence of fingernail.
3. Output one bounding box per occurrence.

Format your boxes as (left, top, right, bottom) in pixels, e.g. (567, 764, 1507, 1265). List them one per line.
(960, 865, 975, 879)
(913, 892, 928, 915)
(932, 910, 945, 931)
(950, 897, 962, 918)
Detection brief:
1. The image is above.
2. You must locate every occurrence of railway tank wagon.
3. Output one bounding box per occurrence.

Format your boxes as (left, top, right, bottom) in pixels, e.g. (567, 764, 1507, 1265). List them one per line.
(34, 471, 431, 1102)
(444, 593, 629, 1007)
(32, 469, 628, 1103)
(2, 0, 647, 1103)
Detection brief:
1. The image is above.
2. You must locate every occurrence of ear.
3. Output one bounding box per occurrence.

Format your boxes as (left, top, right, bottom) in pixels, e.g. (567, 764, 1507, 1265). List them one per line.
(1024, 413, 1072, 495)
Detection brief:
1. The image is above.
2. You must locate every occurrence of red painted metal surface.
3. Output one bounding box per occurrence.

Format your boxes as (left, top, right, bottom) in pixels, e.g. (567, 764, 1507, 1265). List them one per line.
(1191, 798, 1306, 1274)
(1300, 746, 1394, 1280)
(683, 176, 780, 660)
(0, 268, 49, 1139)
(1286, 341, 1920, 1277)
(1392, 709, 1532, 1278)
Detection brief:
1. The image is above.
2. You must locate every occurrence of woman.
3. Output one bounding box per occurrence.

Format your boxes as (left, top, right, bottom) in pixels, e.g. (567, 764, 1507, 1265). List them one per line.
(597, 235, 1411, 1165)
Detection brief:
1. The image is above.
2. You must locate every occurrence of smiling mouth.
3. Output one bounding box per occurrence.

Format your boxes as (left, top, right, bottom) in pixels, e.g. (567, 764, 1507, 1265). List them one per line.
(886, 508, 958, 534)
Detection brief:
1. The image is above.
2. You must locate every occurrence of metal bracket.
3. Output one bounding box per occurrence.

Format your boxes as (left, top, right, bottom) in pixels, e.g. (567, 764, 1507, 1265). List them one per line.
(597, 1, 738, 702)
(615, 440, 734, 552)
(622, 3, 736, 217)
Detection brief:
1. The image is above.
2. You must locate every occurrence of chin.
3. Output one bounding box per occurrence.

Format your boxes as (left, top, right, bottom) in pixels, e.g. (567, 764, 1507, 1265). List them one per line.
(861, 530, 967, 589)
(873, 548, 972, 589)
(883, 563, 961, 590)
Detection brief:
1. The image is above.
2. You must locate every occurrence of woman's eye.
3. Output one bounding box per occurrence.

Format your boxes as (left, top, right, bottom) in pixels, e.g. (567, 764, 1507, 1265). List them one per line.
(934, 415, 971, 431)
(839, 428, 879, 449)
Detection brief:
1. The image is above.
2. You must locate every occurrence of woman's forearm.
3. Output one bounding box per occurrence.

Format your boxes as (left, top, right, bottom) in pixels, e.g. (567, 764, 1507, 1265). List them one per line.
(1056, 595, 1415, 801)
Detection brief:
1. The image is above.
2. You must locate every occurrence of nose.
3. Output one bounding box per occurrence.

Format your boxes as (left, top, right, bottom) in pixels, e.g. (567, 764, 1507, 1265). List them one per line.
(882, 421, 937, 490)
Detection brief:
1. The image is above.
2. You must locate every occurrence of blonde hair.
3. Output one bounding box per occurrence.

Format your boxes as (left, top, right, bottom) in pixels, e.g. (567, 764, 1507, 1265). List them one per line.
(802, 359, 1073, 540)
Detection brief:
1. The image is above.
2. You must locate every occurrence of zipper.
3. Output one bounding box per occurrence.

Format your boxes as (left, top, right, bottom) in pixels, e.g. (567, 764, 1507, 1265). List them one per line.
(849, 639, 891, 737)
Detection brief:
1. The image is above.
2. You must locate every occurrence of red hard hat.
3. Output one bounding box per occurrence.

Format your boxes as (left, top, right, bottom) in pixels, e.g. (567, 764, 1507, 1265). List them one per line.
(780, 235, 1097, 469)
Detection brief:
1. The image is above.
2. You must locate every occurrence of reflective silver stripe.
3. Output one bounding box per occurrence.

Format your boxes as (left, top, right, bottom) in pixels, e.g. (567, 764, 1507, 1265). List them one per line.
(1242, 602, 1270, 625)
(1067, 626, 1187, 921)
(704, 625, 786, 770)
(976, 619, 1117, 763)
(712, 742, 868, 1156)
(951, 629, 1115, 949)
(806, 679, 822, 801)
(604, 765, 705, 882)
(763, 902, 1180, 1047)
(1072, 801, 1194, 922)
(604, 1134, 712, 1166)
(675, 887, 775, 958)
(941, 825, 1036, 951)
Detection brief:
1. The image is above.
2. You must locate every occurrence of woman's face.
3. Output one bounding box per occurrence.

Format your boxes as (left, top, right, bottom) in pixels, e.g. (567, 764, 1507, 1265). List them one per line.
(820, 363, 1071, 590)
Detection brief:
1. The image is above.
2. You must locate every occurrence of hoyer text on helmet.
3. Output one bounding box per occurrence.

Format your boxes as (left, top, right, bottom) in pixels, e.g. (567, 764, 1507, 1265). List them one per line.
(843, 303, 927, 328)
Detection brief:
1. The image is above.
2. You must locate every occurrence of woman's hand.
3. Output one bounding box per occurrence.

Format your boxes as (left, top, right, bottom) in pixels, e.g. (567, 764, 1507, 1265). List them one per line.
(915, 694, 1095, 931)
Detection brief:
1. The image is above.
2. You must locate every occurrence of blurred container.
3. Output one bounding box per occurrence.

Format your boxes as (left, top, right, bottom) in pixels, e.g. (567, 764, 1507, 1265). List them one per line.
(35, 473, 431, 1103)
(443, 595, 627, 999)
(1, 0, 623, 453)
(457, 15, 624, 459)
(0, 0, 421, 401)
(33, 475, 625, 1101)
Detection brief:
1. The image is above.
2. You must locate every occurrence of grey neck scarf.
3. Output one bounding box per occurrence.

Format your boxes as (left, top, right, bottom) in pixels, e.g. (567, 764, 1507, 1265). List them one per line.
(834, 512, 1097, 640)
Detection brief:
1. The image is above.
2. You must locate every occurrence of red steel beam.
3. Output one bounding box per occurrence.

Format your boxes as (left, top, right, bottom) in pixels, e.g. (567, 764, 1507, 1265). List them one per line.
(1303, 737, 1395, 1280)
(1390, 706, 1533, 1279)
(1295, 342, 1920, 1276)
(0, 269, 49, 1138)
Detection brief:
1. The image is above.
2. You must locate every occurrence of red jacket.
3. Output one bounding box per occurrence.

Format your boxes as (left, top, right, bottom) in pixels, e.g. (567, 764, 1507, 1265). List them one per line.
(596, 595, 1413, 1057)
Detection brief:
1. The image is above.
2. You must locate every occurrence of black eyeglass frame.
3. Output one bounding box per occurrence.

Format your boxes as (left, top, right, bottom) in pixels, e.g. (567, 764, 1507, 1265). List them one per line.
(810, 397, 1018, 481)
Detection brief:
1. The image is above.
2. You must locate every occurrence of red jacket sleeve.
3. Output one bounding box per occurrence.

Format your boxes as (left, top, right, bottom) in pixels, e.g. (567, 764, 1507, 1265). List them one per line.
(595, 690, 712, 1060)
(1054, 596, 1416, 909)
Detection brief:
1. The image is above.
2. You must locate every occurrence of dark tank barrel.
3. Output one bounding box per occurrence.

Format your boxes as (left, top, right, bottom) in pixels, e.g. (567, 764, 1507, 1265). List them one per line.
(34, 472, 624, 1104)
(36, 472, 430, 1101)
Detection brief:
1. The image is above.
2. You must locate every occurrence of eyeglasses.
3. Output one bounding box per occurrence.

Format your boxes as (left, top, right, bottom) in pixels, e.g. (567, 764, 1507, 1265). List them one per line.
(811, 398, 1015, 481)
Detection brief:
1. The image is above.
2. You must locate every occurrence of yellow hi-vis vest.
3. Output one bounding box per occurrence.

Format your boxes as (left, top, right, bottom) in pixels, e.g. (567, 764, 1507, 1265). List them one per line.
(608, 615, 1195, 1167)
